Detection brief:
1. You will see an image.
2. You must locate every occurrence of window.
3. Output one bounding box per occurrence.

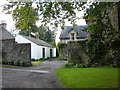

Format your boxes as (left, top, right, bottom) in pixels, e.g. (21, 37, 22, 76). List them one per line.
(71, 33, 75, 40)
(69, 30, 76, 41)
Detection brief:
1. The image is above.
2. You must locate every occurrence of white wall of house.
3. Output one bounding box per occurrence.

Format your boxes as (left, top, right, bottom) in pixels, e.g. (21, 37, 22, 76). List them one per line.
(52, 48, 56, 57)
(36, 46, 42, 59)
(15, 35, 56, 59)
(60, 39, 70, 44)
(40, 46, 56, 59)
(60, 38, 86, 44)
(15, 35, 38, 59)
(45, 47, 50, 58)
(31, 43, 38, 59)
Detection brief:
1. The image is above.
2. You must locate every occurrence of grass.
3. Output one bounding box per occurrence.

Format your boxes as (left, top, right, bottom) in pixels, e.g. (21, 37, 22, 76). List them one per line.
(55, 67, 119, 88)
(31, 61, 41, 66)
(0, 64, 17, 68)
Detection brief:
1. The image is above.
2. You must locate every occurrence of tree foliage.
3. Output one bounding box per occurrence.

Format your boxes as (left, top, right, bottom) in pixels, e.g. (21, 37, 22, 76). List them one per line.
(3, 1, 120, 67)
(2, 1, 87, 29)
(37, 25, 55, 46)
(12, 2, 38, 36)
(85, 2, 120, 67)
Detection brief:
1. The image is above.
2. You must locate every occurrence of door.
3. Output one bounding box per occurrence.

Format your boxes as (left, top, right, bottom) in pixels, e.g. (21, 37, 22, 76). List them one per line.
(50, 49, 52, 58)
(42, 48, 45, 58)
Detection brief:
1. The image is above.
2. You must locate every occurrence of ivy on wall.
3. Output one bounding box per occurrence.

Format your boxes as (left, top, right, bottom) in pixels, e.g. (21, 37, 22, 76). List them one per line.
(85, 2, 120, 67)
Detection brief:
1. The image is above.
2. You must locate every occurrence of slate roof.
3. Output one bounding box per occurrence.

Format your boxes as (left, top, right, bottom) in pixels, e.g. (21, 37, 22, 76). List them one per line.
(59, 25, 88, 39)
(21, 35, 53, 47)
(0, 27, 14, 40)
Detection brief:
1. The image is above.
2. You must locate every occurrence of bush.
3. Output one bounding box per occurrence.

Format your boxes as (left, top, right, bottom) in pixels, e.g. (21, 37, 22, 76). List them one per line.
(5, 60, 8, 65)
(65, 63, 75, 68)
(74, 64, 83, 68)
(21, 61, 26, 66)
(31, 58, 36, 61)
(8, 60, 14, 65)
(22, 61, 30, 67)
(2, 60, 5, 64)
(14, 59, 21, 66)
(65, 63, 88, 68)
(39, 58, 44, 61)
(31, 58, 44, 61)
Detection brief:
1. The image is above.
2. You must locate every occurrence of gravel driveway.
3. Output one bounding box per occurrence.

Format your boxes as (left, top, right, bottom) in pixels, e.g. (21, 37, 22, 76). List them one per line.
(2, 59, 67, 88)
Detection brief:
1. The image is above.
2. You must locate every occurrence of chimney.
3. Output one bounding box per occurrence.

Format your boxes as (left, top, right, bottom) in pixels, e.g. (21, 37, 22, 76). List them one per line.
(0, 20, 7, 29)
(35, 32, 39, 40)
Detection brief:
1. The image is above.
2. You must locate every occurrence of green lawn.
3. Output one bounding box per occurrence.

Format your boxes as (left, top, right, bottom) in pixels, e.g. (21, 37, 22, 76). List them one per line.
(31, 61, 41, 66)
(55, 67, 118, 88)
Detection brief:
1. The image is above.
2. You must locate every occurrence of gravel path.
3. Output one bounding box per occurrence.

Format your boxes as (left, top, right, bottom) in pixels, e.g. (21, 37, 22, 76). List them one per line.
(2, 59, 67, 88)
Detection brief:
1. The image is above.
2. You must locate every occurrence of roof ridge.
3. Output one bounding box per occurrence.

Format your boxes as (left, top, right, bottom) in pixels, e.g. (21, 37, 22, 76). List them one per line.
(0, 27, 14, 40)
(20, 34, 53, 47)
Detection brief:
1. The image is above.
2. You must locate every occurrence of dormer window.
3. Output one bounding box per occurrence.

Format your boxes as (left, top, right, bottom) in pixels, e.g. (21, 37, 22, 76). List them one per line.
(69, 30, 76, 41)
(71, 33, 75, 40)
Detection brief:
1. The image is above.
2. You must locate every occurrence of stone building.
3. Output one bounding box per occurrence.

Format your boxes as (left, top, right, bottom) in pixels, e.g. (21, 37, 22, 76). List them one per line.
(59, 25, 87, 60)
(0, 22, 31, 66)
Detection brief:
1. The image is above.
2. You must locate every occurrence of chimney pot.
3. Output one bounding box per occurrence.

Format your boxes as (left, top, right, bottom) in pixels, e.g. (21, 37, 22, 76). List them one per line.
(0, 20, 7, 29)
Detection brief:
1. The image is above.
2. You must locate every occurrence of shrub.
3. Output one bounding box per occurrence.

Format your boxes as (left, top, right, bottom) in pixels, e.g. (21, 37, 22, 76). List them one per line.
(39, 58, 44, 61)
(31, 58, 36, 61)
(14, 59, 21, 66)
(65, 63, 75, 68)
(21, 61, 26, 66)
(47, 57, 50, 59)
(74, 64, 83, 68)
(5, 60, 8, 65)
(65, 63, 90, 68)
(23, 61, 31, 67)
(2, 60, 5, 64)
(8, 60, 14, 65)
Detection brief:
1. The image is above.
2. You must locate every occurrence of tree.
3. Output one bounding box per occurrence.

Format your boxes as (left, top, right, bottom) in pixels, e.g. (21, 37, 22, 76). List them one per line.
(2, 1, 88, 47)
(2, 1, 87, 29)
(84, 2, 120, 67)
(12, 2, 38, 36)
(37, 25, 55, 46)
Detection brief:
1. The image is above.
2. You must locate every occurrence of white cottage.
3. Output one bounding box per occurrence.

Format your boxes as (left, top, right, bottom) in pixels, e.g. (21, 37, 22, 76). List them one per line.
(15, 35, 56, 59)
(59, 25, 88, 44)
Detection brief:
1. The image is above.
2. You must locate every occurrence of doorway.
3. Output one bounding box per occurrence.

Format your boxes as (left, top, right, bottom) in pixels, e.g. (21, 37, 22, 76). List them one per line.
(50, 49, 52, 58)
(42, 48, 45, 58)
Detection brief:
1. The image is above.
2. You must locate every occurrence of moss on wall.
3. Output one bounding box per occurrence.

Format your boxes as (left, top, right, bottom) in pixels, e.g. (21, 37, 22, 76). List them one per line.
(68, 41, 88, 64)
(58, 43, 68, 60)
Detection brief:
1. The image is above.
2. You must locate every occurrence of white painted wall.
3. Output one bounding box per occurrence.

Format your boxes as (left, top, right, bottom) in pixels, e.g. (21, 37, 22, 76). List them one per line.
(15, 35, 38, 59)
(15, 35, 56, 59)
(52, 48, 56, 57)
(45, 47, 50, 58)
(37, 46, 42, 59)
(60, 38, 86, 44)
(60, 39, 70, 44)
(31, 43, 38, 59)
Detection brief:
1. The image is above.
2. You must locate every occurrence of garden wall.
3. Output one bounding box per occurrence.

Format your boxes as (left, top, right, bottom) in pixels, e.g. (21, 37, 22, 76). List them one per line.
(59, 41, 88, 64)
(1, 39, 31, 66)
(59, 43, 68, 60)
(68, 41, 88, 64)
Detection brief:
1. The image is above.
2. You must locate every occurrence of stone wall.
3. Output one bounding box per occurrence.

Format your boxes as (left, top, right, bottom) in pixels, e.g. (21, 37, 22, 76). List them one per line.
(59, 41, 88, 64)
(1, 39, 31, 66)
(68, 41, 87, 64)
(59, 43, 68, 60)
(107, 4, 119, 31)
(13, 43, 31, 65)
(1, 39, 15, 61)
